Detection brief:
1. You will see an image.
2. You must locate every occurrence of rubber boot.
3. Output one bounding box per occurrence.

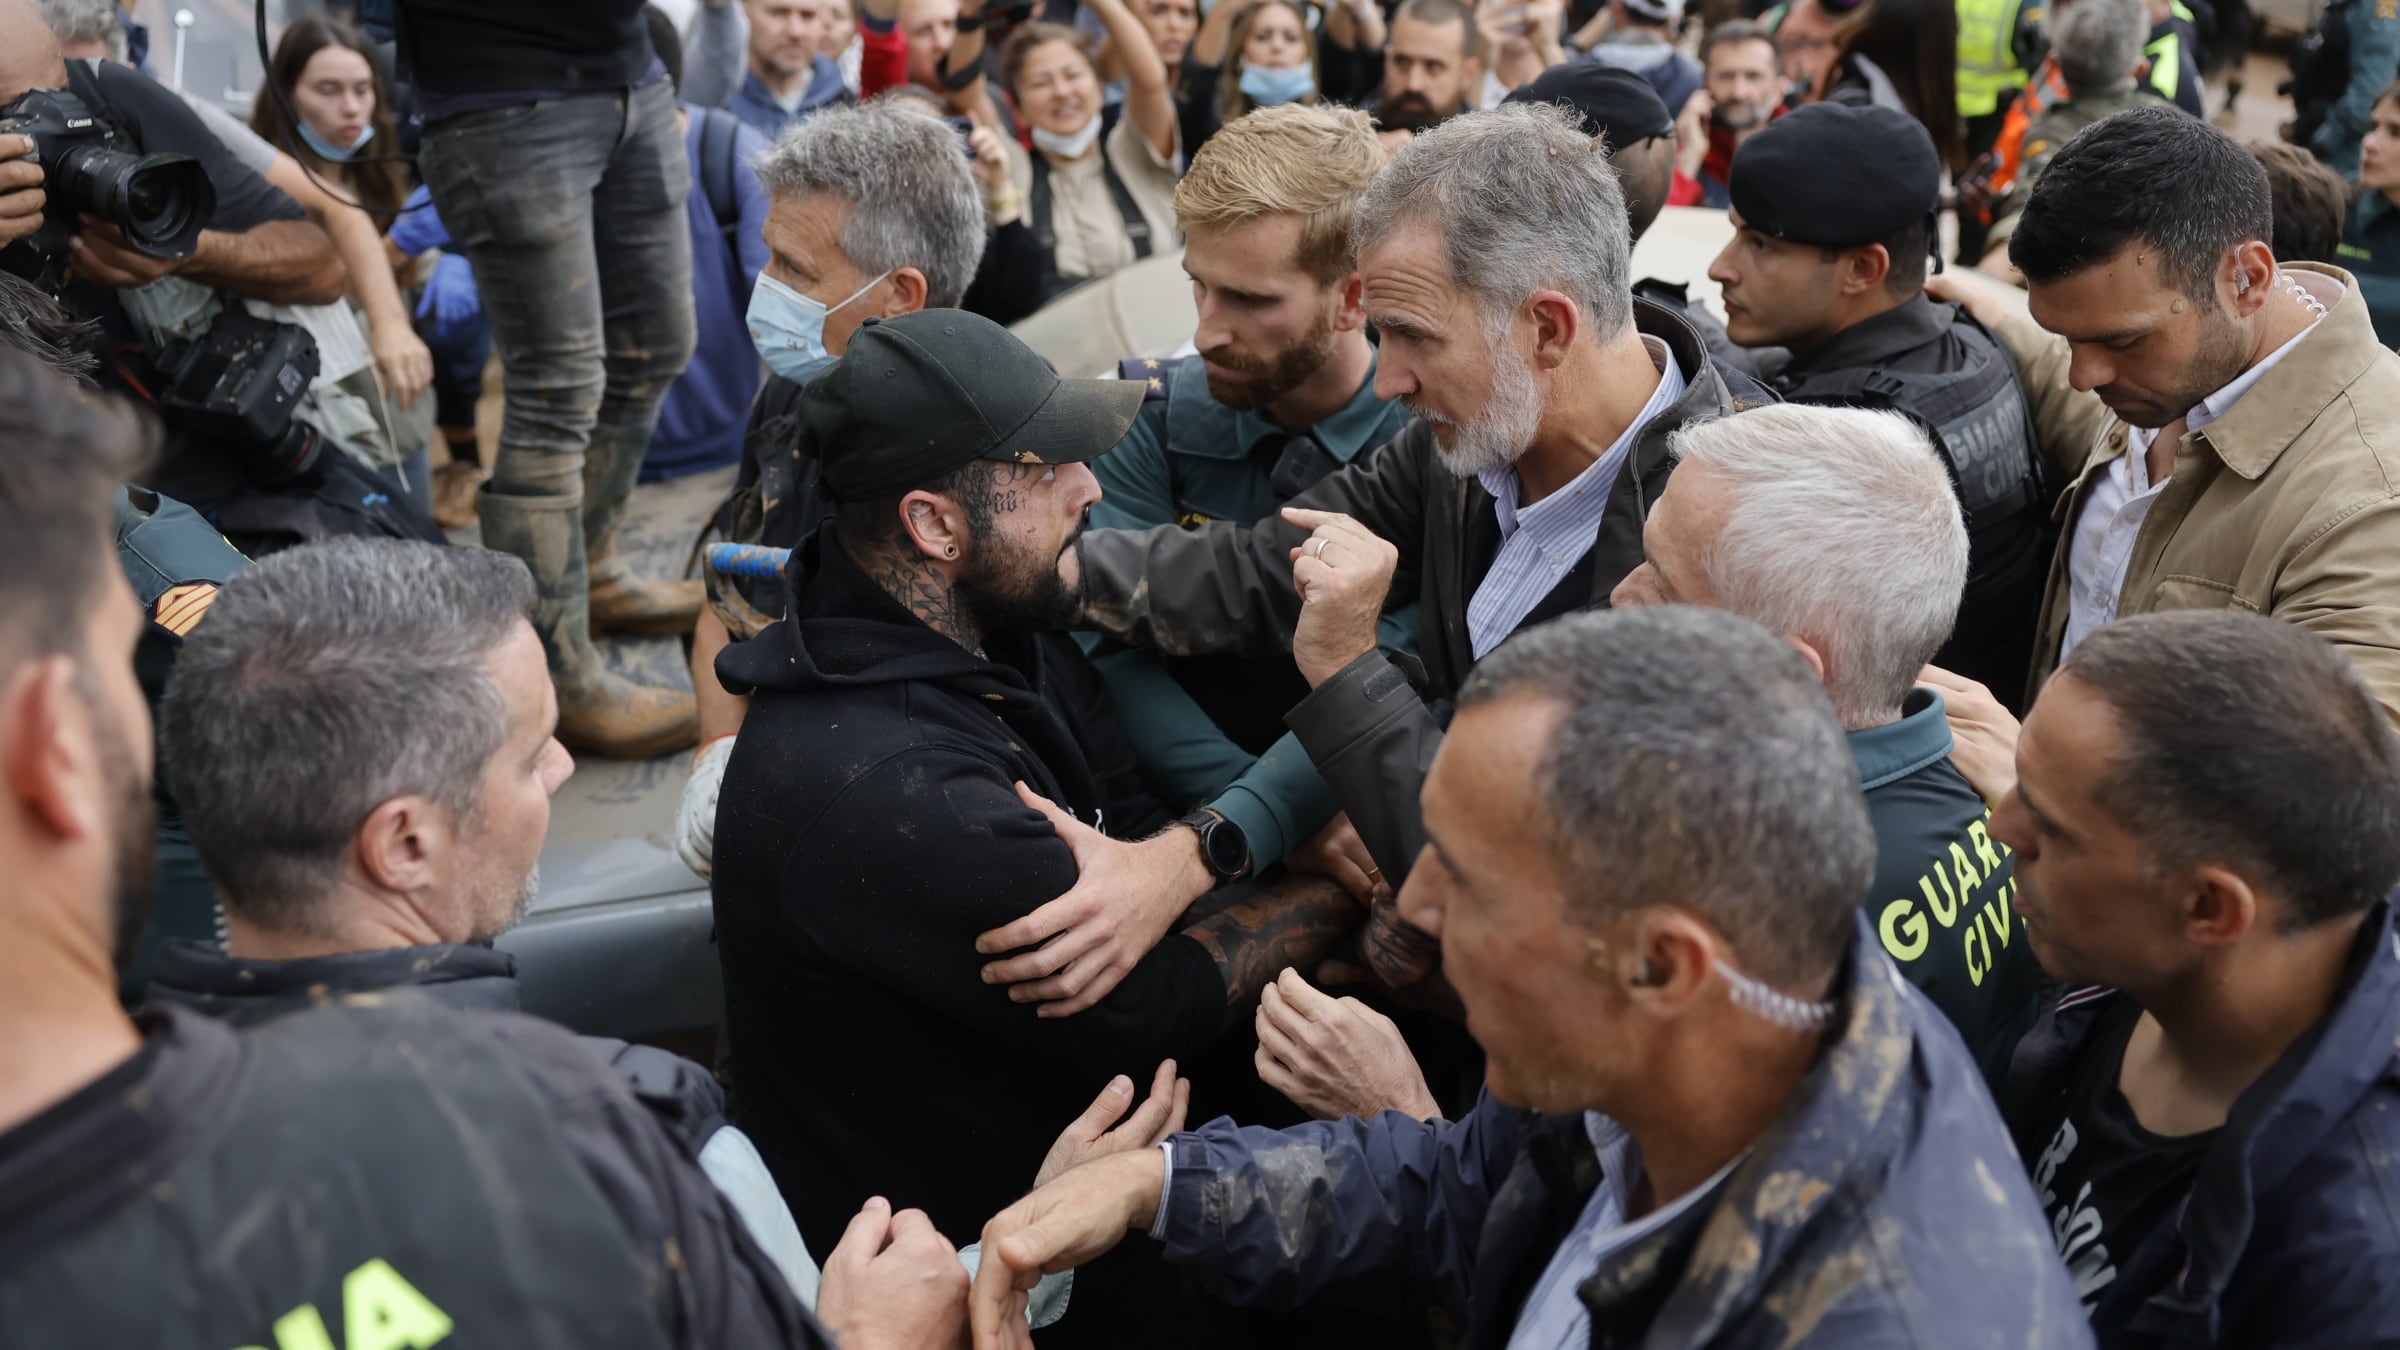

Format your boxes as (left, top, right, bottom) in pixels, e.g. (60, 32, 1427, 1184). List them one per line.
(582, 421, 703, 637)
(480, 487, 698, 760)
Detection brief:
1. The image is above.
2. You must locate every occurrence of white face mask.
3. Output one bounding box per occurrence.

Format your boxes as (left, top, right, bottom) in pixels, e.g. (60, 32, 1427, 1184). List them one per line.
(1031, 116, 1102, 159)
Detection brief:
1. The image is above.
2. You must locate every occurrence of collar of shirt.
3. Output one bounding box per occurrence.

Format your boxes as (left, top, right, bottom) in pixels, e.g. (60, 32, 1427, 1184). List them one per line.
(1192, 348, 1395, 464)
(1503, 1112, 1744, 1350)
(1845, 686, 1954, 791)
(2123, 293, 2334, 463)
(1478, 335, 1683, 542)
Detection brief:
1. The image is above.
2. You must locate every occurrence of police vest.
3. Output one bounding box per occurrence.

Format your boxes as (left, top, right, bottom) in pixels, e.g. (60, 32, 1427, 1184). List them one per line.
(1773, 310, 2050, 529)
(0, 999, 682, 1350)
(118, 486, 248, 703)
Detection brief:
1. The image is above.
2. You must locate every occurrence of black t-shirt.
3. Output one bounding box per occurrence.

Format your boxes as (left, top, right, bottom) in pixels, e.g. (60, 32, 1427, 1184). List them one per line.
(2023, 1000, 2218, 1329)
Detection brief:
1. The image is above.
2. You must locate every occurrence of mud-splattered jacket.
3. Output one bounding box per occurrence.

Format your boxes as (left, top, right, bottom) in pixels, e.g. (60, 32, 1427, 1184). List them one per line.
(1153, 915, 2094, 1348)
(2003, 898, 2400, 1348)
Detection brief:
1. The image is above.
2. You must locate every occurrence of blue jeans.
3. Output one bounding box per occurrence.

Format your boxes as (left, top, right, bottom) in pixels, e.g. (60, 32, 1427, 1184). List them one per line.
(417, 79, 696, 500)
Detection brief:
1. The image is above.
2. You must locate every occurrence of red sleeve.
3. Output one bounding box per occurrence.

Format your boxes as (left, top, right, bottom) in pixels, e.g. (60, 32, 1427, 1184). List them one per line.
(859, 18, 908, 98)
(1668, 169, 1704, 208)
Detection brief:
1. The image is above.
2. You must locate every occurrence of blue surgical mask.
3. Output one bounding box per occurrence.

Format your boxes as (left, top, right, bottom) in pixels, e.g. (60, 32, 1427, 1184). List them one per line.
(1239, 63, 1315, 106)
(746, 269, 893, 382)
(297, 119, 374, 163)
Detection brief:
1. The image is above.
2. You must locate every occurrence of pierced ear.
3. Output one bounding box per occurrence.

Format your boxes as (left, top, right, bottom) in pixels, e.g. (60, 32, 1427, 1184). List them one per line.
(899, 489, 966, 563)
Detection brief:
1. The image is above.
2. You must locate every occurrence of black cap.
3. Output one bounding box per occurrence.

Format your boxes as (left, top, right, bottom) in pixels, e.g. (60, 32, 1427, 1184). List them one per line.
(1727, 102, 1941, 249)
(797, 309, 1147, 502)
(1502, 64, 1674, 147)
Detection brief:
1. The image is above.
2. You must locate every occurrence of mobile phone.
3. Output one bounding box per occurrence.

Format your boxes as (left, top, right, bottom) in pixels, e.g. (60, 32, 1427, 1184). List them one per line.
(1956, 151, 1998, 197)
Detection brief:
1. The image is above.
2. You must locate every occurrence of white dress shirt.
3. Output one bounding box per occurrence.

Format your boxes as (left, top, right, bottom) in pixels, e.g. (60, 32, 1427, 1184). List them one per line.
(1503, 1114, 1741, 1350)
(1468, 336, 1685, 660)
(2059, 290, 2335, 659)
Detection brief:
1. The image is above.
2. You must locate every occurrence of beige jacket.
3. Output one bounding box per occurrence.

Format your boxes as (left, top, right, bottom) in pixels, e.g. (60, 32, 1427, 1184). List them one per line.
(1997, 264, 2400, 720)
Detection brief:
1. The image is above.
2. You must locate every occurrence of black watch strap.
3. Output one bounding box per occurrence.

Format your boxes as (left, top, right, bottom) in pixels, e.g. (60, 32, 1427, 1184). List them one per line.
(1176, 808, 1253, 884)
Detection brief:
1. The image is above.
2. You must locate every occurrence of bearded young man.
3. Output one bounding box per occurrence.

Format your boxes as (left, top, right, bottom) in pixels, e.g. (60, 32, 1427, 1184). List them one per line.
(1056, 104, 1768, 1008)
(1083, 103, 1415, 918)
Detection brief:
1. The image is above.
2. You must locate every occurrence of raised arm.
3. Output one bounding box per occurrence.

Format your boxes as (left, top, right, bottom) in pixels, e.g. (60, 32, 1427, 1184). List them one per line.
(1085, 0, 1178, 161)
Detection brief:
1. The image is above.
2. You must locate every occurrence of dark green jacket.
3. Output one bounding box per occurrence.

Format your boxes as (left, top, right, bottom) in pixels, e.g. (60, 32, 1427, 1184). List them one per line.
(2342, 191, 2400, 349)
(1080, 352, 1416, 864)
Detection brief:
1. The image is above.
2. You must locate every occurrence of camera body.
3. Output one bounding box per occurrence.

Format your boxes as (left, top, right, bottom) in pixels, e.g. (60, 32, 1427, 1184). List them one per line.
(0, 84, 214, 287)
(154, 310, 326, 492)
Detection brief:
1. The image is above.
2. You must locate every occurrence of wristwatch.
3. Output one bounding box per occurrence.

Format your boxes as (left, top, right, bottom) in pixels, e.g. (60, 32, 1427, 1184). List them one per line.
(1176, 808, 1253, 885)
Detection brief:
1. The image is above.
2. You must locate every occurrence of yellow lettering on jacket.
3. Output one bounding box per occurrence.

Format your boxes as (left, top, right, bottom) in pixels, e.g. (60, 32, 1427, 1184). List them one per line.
(1949, 840, 1984, 909)
(1969, 818, 2006, 874)
(231, 1258, 454, 1350)
(1965, 910, 1991, 986)
(1880, 898, 1930, 962)
(1922, 868, 1960, 927)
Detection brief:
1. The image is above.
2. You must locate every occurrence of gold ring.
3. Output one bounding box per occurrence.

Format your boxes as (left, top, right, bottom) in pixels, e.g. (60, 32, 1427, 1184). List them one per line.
(1311, 538, 1329, 560)
(1365, 866, 1383, 881)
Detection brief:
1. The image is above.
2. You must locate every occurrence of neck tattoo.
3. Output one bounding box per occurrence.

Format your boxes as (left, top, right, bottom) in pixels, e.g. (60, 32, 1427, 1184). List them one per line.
(855, 538, 982, 652)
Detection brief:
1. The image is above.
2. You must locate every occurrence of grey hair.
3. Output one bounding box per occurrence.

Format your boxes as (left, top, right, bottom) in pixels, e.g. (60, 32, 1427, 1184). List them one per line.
(159, 539, 537, 933)
(751, 97, 987, 309)
(1353, 101, 1633, 340)
(29, 0, 126, 57)
(1458, 607, 1874, 988)
(1667, 405, 1967, 728)
(2052, 0, 2146, 98)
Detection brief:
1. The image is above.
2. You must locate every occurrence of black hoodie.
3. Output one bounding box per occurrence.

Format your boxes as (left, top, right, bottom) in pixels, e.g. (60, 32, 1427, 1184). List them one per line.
(711, 523, 1226, 1258)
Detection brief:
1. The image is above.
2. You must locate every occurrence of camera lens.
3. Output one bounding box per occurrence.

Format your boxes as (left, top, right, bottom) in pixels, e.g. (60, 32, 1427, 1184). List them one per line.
(55, 146, 214, 259)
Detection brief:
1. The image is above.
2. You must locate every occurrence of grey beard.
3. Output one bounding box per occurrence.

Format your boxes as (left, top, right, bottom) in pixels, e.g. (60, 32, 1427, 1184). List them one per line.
(1425, 341, 1543, 480)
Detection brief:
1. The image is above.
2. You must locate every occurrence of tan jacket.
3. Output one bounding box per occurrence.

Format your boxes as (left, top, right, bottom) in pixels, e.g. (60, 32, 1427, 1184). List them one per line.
(1996, 263, 2400, 721)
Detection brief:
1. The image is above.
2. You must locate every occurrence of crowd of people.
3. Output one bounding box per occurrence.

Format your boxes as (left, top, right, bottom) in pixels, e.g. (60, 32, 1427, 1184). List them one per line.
(5, 0, 2400, 1346)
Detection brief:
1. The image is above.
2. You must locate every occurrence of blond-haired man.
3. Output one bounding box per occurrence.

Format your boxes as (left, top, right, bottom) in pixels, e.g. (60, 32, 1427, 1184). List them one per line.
(1016, 105, 1414, 997)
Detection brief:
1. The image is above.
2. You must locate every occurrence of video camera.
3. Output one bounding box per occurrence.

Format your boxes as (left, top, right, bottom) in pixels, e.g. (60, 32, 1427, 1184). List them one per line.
(154, 310, 326, 492)
(0, 85, 213, 290)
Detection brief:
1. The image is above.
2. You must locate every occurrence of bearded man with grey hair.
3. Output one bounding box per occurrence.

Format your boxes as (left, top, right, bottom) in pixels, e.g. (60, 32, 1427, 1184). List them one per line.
(1057, 102, 1769, 1002)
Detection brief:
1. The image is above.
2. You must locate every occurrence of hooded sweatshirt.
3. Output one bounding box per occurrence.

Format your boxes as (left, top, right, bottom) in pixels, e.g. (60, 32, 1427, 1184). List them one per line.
(710, 522, 1227, 1258)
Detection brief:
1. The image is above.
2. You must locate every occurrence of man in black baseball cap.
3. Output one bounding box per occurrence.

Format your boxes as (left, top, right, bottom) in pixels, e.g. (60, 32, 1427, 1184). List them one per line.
(1705, 101, 2053, 706)
(706, 307, 1364, 1342)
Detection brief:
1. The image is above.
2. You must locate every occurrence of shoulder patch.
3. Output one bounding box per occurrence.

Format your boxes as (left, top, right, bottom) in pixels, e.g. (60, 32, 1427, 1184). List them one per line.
(151, 582, 219, 638)
(1117, 355, 1177, 399)
(2382, 0, 2396, 21)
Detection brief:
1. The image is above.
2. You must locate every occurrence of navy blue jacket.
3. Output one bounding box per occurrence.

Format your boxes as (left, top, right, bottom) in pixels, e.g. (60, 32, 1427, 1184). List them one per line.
(2004, 899, 2400, 1348)
(1153, 917, 2094, 1348)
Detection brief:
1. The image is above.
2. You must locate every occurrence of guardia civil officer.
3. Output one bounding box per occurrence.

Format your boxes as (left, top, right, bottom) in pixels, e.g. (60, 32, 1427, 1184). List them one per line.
(1088, 104, 1418, 895)
(1706, 103, 2052, 707)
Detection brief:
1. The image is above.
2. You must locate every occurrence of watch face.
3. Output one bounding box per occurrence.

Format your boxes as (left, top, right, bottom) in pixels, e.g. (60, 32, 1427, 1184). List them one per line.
(1204, 818, 1250, 876)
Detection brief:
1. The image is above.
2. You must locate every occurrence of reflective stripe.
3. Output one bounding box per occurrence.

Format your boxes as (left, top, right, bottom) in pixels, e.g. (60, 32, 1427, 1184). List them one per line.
(2145, 30, 2182, 101)
(1957, 0, 2027, 116)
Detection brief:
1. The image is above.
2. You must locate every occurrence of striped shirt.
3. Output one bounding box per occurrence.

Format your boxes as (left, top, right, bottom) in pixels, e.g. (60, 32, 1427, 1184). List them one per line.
(1469, 337, 1685, 659)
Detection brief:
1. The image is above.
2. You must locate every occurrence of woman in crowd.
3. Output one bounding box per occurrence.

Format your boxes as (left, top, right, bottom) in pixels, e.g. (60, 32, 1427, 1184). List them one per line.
(1104, 0, 1200, 90)
(1840, 0, 1960, 166)
(252, 14, 485, 522)
(1180, 0, 1320, 155)
(2343, 82, 2400, 345)
(997, 0, 1181, 302)
(1773, 0, 1906, 114)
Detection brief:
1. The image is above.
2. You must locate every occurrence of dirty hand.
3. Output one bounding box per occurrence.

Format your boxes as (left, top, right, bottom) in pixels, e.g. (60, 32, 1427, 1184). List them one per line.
(1919, 664, 2020, 807)
(69, 216, 187, 289)
(674, 734, 736, 879)
(1286, 507, 1400, 687)
(1256, 969, 1442, 1121)
(818, 1197, 971, 1350)
(1327, 885, 1440, 992)
(973, 1149, 1163, 1350)
(0, 135, 44, 251)
(976, 782, 1215, 1017)
(1284, 810, 1383, 903)
(371, 318, 433, 409)
(1035, 1058, 1190, 1189)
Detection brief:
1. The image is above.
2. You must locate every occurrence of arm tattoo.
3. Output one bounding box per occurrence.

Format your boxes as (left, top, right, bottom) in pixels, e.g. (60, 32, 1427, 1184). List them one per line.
(1184, 874, 1365, 1027)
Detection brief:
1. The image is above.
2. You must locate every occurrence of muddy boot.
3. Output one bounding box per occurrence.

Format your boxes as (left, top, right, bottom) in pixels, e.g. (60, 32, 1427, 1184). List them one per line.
(433, 459, 484, 531)
(480, 487, 698, 760)
(582, 421, 702, 637)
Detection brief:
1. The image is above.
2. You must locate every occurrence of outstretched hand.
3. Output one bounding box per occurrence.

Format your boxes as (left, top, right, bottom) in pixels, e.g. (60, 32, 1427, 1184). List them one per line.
(973, 1150, 1165, 1350)
(1035, 1059, 1190, 1189)
(976, 783, 1213, 1017)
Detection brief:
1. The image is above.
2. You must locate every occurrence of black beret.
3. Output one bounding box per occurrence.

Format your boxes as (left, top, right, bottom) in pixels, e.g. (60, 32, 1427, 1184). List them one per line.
(1503, 64, 1675, 148)
(1727, 103, 1941, 248)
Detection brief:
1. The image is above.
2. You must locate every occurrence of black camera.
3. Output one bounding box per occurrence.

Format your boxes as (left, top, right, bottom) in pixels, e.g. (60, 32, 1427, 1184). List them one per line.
(155, 310, 326, 492)
(0, 85, 213, 285)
